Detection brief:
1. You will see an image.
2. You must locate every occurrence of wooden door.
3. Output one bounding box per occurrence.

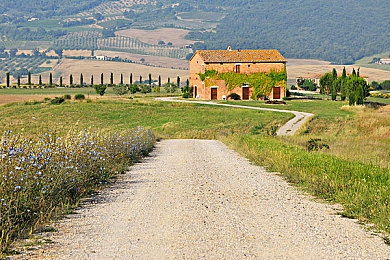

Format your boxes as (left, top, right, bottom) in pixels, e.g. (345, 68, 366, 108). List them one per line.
(242, 87, 249, 100)
(211, 88, 218, 100)
(273, 87, 281, 99)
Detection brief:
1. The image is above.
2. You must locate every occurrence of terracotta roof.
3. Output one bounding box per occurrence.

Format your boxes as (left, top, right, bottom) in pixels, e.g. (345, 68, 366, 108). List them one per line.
(193, 49, 286, 63)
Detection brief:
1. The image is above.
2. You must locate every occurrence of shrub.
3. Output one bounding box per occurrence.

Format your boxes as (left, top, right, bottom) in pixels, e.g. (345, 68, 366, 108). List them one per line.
(63, 94, 71, 100)
(228, 93, 241, 100)
(113, 85, 129, 96)
(182, 92, 191, 98)
(94, 85, 107, 96)
(75, 94, 85, 100)
(50, 97, 65, 105)
(306, 138, 330, 151)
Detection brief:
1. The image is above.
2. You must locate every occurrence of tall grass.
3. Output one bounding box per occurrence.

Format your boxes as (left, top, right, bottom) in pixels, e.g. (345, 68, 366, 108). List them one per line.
(0, 126, 155, 251)
(227, 134, 390, 234)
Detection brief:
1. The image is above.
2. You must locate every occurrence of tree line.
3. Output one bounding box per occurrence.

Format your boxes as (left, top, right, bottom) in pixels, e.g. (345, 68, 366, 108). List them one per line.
(2, 71, 191, 97)
(319, 68, 369, 105)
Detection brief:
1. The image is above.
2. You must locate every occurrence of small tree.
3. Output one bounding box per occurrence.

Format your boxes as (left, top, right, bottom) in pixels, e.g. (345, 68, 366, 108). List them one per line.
(110, 72, 113, 86)
(148, 73, 152, 87)
(120, 73, 123, 85)
(69, 74, 73, 86)
(17, 75, 20, 87)
(60, 76, 63, 87)
(91, 75, 94, 86)
(49, 72, 53, 87)
(39, 75, 42, 86)
(94, 84, 107, 96)
(101, 73, 104, 85)
(130, 73, 133, 86)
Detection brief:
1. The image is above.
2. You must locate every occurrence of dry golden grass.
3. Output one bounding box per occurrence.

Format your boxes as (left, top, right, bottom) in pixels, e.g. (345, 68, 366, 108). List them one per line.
(286, 59, 389, 82)
(49, 58, 188, 85)
(94, 50, 189, 69)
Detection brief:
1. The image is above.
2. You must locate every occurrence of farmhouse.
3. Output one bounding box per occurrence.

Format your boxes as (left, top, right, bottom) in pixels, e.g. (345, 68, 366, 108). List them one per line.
(189, 48, 287, 100)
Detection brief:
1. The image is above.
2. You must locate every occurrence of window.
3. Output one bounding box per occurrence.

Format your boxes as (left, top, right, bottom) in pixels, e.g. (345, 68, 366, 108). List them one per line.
(235, 64, 241, 73)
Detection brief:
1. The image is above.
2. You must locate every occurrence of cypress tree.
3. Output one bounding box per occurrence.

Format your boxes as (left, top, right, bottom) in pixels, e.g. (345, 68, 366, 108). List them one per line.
(49, 72, 53, 87)
(110, 72, 113, 86)
(60, 76, 63, 87)
(91, 75, 94, 86)
(6, 72, 10, 88)
(120, 73, 123, 85)
(80, 73, 84, 87)
(39, 75, 42, 86)
(17, 75, 20, 87)
(101, 73, 104, 85)
(148, 73, 152, 87)
(130, 73, 133, 86)
(69, 74, 73, 86)
(28, 71, 31, 86)
(177, 76, 180, 90)
(139, 75, 142, 84)
(158, 75, 161, 88)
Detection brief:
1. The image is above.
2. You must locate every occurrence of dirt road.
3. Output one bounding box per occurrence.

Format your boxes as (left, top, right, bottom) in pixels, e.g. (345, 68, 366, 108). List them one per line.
(20, 140, 390, 259)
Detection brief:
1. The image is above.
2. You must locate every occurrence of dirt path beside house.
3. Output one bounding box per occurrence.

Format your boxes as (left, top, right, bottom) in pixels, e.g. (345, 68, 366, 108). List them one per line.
(156, 97, 314, 136)
(15, 139, 390, 259)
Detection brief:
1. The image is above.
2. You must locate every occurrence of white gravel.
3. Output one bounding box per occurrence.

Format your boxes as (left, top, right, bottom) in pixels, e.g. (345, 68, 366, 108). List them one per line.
(19, 139, 390, 259)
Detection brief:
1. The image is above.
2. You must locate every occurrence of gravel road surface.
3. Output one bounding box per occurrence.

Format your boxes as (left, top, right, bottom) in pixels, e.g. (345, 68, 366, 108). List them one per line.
(21, 139, 390, 259)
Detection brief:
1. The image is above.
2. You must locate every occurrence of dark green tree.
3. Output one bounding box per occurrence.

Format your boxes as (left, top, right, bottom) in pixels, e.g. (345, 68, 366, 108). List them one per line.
(49, 72, 53, 87)
(139, 75, 142, 84)
(177, 76, 181, 90)
(101, 73, 104, 85)
(120, 73, 123, 85)
(94, 85, 107, 96)
(17, 75, 20, 87)
(130, 73, 133, 86)
(69, 74, 73, 86)
(110, 72, 113, 86)
(6, 72, 10, 88)
(39, 75, 42, 86)
(28, 71, 31, 86)
(80, 73, 84, 86)
(60, 76, 63, 87)
(91, 75, 94, 86)
(148, 73, 152, 87)
(319, 72, 334, 97)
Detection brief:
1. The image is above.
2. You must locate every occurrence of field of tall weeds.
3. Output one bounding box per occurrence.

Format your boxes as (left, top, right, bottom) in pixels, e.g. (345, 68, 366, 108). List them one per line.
(0, 126, 155, 252)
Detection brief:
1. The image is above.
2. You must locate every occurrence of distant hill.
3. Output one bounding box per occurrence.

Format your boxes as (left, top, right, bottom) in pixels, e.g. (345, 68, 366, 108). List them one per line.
(0, 0, 388, 65)
(183, 0, 390, 64)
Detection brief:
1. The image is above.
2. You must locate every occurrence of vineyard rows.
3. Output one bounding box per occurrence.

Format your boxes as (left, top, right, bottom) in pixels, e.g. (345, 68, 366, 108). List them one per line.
(54, 35, 191, 59)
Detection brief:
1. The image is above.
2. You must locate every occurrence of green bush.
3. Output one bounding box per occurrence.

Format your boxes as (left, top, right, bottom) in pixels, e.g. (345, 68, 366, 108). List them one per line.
(63, 94, 71, 100)
(94, 85, 107, 96)
(50, 97, 65, 105)
(75, 94, 85, 100)
(228, 93, 241, 100)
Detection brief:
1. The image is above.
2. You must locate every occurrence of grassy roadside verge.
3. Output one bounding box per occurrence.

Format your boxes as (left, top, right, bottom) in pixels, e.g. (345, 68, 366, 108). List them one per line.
(226, 135, 390, 235)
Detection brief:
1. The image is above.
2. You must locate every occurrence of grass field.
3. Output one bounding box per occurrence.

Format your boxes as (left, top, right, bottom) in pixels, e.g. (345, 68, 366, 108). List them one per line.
(0, 92, 390, 252)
